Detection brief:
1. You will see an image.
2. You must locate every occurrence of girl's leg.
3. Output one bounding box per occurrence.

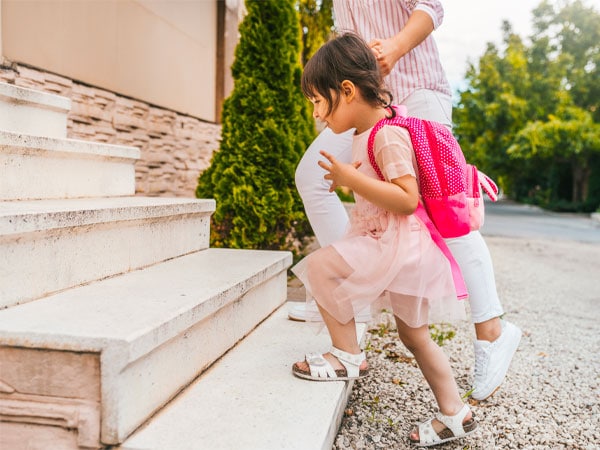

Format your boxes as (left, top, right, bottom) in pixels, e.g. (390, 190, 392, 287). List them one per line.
(394, 315, 470, 439)
(295, 127, 354, 247)
(316, 305, 361, 355)
(395, 316, 464, 416)
(293, 247, 367, 372)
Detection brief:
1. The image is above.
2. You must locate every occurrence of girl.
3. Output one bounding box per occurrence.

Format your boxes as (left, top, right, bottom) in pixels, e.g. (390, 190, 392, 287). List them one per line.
(291, 33, 477, 447)
(291, 0, 521, 405)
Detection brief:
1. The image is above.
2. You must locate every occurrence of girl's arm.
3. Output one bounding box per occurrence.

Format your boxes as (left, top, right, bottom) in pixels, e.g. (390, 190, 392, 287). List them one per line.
(318, 150, 419, 215)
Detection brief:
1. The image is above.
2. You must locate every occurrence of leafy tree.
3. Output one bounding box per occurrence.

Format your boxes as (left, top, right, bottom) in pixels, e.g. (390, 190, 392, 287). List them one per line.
(298, 0, 334, 66)
(454, 0, 600, 211)
(196, 0, 316, 252)
(508, 106, 600, 207)
(454, 26, 533, 194)
(539, 0, 600, 121)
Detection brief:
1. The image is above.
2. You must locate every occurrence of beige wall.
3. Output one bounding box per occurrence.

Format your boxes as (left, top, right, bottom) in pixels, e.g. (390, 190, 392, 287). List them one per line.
(1, 0, 218, 122)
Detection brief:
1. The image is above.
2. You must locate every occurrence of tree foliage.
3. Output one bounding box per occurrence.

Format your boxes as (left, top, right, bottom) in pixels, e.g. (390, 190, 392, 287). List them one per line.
(298, 0, 334, 66)
(196, 0, 316, 252)
(508, 106, 600, 205)
(454, 0, 600, 211)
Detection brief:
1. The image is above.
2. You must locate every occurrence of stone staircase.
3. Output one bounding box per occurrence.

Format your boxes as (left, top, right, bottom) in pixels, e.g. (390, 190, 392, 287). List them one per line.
(0, 82, 365, 449)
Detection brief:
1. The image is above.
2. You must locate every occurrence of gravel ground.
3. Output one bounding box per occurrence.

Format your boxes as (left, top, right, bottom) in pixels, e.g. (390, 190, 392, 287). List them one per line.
(331, 236, 600, 449)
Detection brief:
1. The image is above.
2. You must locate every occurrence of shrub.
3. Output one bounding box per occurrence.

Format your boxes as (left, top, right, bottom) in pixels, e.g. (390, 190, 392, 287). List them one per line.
(196, 0, 315, 253)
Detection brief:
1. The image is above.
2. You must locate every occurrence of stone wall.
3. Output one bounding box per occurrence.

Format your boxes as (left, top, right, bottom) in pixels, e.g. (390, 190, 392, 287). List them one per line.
(0, 62, 221, 198)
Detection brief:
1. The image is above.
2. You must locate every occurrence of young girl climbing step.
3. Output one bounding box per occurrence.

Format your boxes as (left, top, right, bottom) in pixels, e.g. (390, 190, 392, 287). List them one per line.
(291, 33, 477, 447)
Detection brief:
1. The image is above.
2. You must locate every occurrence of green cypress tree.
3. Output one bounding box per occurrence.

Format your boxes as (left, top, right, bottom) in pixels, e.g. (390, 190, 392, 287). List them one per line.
(197, 0, 315, 252)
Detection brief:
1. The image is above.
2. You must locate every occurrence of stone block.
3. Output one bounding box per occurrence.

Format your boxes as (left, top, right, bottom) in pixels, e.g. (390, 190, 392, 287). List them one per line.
(0, 347, 101, 450)
(0, 81, 70, 138)
(118, 306, 366, 450)
(0, 197, 215, 307)
(0, 131, 139, 200)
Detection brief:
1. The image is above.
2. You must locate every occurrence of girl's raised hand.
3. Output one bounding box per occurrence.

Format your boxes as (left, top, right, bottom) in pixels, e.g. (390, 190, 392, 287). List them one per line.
(318, 150, 362, 192)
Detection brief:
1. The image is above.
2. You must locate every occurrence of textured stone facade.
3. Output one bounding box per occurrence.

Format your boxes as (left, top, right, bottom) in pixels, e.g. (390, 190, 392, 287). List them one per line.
(0, 62, 220, 198)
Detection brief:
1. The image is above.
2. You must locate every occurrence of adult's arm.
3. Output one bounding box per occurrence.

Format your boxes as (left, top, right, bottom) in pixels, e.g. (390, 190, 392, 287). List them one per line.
(373, 10, 433, 75)
(371, 1, 444, 76)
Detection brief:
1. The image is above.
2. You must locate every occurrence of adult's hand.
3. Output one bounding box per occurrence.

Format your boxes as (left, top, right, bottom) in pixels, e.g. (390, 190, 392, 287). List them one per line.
(369, 38, 402, 77)
(368, 10, 435, 77)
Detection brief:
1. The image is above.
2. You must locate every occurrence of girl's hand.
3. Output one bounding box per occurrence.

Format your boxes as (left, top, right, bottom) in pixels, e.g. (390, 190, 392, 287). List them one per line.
(318, 150, 362, 192)
(369, 37, 402, 77)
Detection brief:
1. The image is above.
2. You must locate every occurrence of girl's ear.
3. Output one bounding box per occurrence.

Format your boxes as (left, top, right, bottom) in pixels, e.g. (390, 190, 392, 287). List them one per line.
(340, 80, 356, 102)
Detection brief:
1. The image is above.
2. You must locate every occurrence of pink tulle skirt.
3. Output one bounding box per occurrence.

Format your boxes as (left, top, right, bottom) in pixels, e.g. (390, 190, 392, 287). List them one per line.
(292, 212, 465, 328)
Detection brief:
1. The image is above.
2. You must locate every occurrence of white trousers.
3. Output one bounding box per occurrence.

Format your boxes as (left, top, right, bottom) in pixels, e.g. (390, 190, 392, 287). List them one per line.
(295, 89, 504, 324)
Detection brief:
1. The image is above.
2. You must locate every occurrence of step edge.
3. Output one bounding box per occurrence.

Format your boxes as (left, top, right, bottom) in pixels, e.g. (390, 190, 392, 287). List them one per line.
(0, 82, 71, 112)
(0, 197, 216, 235)
(0, 129, 140, 160)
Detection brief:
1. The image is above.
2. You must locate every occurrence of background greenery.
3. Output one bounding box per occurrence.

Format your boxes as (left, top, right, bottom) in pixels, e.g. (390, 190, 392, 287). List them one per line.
(454, 0, 600, 212)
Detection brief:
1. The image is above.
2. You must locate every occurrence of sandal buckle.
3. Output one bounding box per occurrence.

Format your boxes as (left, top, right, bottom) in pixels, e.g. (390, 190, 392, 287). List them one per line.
(306, 353, 327, 367)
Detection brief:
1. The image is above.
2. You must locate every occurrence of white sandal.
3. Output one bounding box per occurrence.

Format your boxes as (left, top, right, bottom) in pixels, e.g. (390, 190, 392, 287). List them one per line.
(292, 346, 368, 381)
(410, 404, 477, 447)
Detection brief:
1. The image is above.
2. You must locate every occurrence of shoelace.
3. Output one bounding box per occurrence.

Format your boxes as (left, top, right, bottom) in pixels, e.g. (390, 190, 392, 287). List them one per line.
(473, 345, 490, 382)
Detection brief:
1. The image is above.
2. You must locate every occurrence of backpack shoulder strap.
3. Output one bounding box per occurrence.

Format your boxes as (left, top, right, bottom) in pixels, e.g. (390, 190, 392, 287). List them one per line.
(414, 205, 468, 300)
(478, 170, 499, 201)
(366, 112, 468, 301)
(367, 115, 411, 181)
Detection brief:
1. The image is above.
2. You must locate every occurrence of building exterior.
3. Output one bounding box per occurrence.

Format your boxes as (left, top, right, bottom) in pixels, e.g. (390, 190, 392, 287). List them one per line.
(0, 0, 244, 197)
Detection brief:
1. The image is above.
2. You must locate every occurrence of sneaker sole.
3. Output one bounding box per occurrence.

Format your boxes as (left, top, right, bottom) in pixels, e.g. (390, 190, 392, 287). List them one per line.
(288, 314, 313, 322)
(469, 385, 501, 404)
(287, 312, 372, 323)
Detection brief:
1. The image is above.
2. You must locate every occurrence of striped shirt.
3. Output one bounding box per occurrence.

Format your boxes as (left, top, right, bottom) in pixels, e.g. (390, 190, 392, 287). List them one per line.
(333, 0, 451, 103)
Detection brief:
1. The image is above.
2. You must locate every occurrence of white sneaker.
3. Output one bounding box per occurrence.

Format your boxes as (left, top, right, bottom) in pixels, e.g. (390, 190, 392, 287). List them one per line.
(287, 302, 372, 323)
(471, 320, 522, 401)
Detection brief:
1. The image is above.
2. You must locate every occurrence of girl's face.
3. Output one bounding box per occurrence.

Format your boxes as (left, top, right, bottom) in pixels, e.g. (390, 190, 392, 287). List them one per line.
(309, 90, 354, 134)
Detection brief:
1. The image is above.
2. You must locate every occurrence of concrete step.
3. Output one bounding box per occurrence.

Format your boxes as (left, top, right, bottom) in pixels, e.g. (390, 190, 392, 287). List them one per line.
(0, 248, 292, 449)
(119, 305, 367, 450)
(0, 81, 71, 138)
(0, 196, 215, 308)
(0, 130, 139, 200)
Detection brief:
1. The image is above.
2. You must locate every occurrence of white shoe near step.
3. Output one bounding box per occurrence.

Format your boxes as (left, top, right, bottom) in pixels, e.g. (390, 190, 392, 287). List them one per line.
(288, 301, 372, 323)
(471, 320, 522, 401)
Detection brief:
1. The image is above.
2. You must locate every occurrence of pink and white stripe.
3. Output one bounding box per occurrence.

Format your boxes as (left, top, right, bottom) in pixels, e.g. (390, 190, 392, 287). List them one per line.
(333, 0, 451, 103)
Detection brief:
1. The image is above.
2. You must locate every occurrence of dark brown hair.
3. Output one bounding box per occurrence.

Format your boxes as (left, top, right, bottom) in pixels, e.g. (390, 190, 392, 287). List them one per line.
(301, 32, 393, 116)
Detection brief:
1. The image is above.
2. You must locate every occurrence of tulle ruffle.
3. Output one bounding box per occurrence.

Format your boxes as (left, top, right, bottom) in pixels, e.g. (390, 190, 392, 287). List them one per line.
(292, 212, 465, 328)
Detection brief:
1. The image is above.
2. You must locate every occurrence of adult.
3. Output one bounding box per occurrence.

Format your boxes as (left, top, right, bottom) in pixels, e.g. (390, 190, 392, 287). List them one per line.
(291, 0, 521, 401)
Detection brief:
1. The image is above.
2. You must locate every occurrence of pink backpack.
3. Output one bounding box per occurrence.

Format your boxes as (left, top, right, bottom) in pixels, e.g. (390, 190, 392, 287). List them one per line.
(367, 107, 499, 239)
